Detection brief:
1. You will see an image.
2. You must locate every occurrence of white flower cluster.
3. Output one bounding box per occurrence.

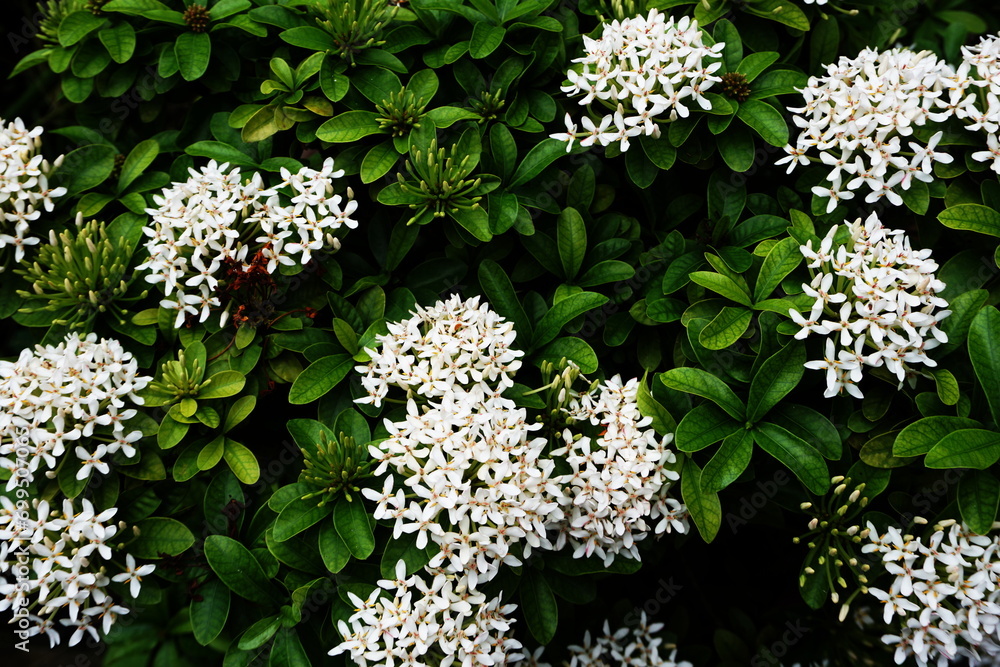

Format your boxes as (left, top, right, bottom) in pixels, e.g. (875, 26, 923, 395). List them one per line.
(778, 47, 965, 212)
(355, 294, 523, 409)
(136, 158, 358, 328)
(0, 117, 65, 268)
(552, 11, 724, 152)
(359, 296, 561, 589)
(0, 497, 155, 647)
(962, 35, 1000, 173)
(522, 613, 692, 667)
(330, 559, 523, 667)
(553, 377, 688, 565)
(0, 334, 150, 486)
(791, 212, 950, 399)
(864, 519, 1000, 666)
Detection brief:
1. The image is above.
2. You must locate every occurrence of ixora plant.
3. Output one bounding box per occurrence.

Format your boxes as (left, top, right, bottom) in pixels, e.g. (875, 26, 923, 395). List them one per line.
(5, 0, 1000, 664)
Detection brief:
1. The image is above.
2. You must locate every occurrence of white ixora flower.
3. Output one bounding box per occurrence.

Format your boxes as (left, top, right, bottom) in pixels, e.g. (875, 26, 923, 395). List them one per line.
(864, 519, 1000, 666)
(0, 117, 65, 270)
(0, 497, 155, 647)
(791, 212, 950, 399)
(553, 11, 723, 152)
(330, 559, 523, 667)
(0, 333, 151, 486)
(777, 47, 970, 210)
(136, 158, 357, 328)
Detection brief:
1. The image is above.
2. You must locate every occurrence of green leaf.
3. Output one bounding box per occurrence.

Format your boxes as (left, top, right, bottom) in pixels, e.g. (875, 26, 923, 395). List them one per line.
(274, 496, 333, 542)
(958, 471, 1000, 534)
(939, 289, 988, 356)
(736, 99, 788, 147)
(157, 415, 188, 449)
(729, 214, 788, 247)
(490, 123, 517, 181)
(239, 615, 280, 650)
(315, 111, 381, 143)
(744, 0, 810, 30)
(423, 106, 479, 128)
(577, 260, 635, 287)
(737, 52, 779, 82)
(204, 535, 281, 605)
(699, 306, 752, 350)
(270, 628, 310, 667)
(537, 337, 598, 374)
(893, 416, 982, 457)
(288, 354, 353, 404)
(199, 370, 246, 399)
(478, 260, 532, 339)
(197, 435, 225, 470)
(510, 138, 567, 188)
(769, 404, 841, 459)
(470, 23, 505, 58)
(334, 497, 375, 559)
(280, 25, 336, 51)
(716, 124, 755, 172)
(186, 140, 258, 168)
(59, 144, 116, 194)
(675, 403, 741, 452)
(99, 21, 136, 63)
(860, 431, 909, 469)
(360, 140, 398, 184)
(175, 31, 211, 81)
(681, 456, 722, 542)
(319, 521, 351, 573)
(557, 207, 587, 280)
(752, 422, 830, 494)
(753, 237, 801, 303)
(130, 517, 195, 558)
(59, 11, 106, 47)
(118, 138, 158, 192)
(521, 570, 558, 644)
(702, 430, 753, 493)
(212, 0, 252, 20)
(223, 439, 260, 484)
(224, 395, 256, 432)
(660, 368, 746, 420)
(933, 369, 960, 406)
(532, 292, 608, 348)
(714, 19, 741, 72)
(938, 204, 1000, 237)
(191, 580, 230, 646)
(926, 429, 1000, 469)
(449, 206, 492, 242)
(747, 343, 805, 424)
(689, 271, 752, 307)
(969, 307, 1000, 425)
(637, 373, 676, 435)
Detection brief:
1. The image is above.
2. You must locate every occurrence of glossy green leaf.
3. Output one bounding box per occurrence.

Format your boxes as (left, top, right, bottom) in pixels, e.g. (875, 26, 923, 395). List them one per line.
(470, 23, 505, 58)
(316, 111, 382, 143)
(532, 292, 608, 348)
(99, 21, 136, 63)
(938, 204, 1000, 237)
(509, 138, 567, 188)
(478, 260, 532, 339)
(702, 430, 753, 493)
(969, 307, 1000, 425)
(288, 354, 353, 404)
(747, 343, 805, 424)
(521, 570, 558, 644)
(753, 237, 801, 303)
(334, 497, 375, 559)
(689, 271, 752, 307)
(199, 370, 246, 399)
(736, 99, 788, 147)
(894, 416, 981, 457)
(958, 471, 1000, 534)
(274, 496, 333, 542)
(223, 439, 260, 484)
(926, 429, 1000, 469)
(557, 207, 587, 279)
(681, 456, 722, 542)
(752, 422, 829, 494)
(660, 367, 746, 420)
(319, 521, 351, 573)
(699, 306, 752, 350)
(675, 403, 741, 452)
(191, 579, 230, 646)
(175, 31, 211, 81)
(360, 140, 399, 184)
(204, 535, 281, 605)
(130, 517, 195, 558)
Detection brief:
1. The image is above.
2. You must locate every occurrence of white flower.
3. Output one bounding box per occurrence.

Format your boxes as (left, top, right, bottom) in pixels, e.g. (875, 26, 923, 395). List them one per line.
(0, 497, 154, 647)
(136, 158, 357, 328)
(0, 117, 64, 269)
(0, 334, 151, 486)
(556, 11, 723, 152)
(795, 213, 949, 399)
(781, 47, 971, 208)
(525, 613, 693, 667)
